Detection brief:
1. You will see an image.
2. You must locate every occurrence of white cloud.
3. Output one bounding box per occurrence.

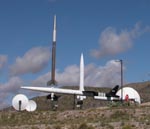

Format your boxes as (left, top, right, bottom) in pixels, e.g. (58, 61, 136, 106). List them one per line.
(0, 76, 48, 109)
(0, 60, 124, 109)
(0, 101, 8, 110)
(32, 65, 80, 86)
(56, 65, 80, 86)
(0, 76, 23, 93)
(31, 60, 122, 88)
(10, 46, 50, 76)
(85, 61, 122, 87)
(91, 22, 150, 58)
(0, 76, 23, 109)
(0, 55, 7, 69)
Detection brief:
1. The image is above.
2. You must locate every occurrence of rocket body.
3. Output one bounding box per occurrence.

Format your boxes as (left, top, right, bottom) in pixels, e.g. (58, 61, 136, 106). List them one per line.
(80, 53, 84, 91)
(53, 15, 56, 42)
(47, 15, 57, 86)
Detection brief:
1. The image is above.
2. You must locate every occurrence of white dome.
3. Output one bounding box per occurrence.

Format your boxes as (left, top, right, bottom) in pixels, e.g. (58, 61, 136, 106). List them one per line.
(116, 87, 141, 104)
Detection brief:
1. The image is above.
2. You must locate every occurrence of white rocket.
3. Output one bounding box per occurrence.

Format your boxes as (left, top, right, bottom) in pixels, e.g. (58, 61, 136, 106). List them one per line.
(21, 15, 122, 103)
(21, 53, 85, 96)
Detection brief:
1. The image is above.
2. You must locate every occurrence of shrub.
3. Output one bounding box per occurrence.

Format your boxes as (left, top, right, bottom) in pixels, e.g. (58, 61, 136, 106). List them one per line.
(78, 123, 94, 129)
(122, 124, 133, 129)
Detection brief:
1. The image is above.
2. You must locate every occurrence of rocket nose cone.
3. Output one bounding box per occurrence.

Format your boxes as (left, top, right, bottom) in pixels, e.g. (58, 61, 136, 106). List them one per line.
(53, 15, 56, 42)
(54, 15, 56, 30)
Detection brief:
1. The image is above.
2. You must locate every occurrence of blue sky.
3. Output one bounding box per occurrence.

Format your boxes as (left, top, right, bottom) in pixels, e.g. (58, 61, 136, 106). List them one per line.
(0, 0, 150, 109)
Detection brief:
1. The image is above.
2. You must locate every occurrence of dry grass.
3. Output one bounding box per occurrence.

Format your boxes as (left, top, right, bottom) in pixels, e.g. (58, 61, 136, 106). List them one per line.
(1, 104, 150, 129)
(1, 81, 150, 129)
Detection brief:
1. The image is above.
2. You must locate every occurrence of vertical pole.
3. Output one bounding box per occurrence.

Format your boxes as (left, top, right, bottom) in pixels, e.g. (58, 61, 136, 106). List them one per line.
(120, 60, 123, 103)
(19, 100, 22, 111)
(73, 94, 76, 110)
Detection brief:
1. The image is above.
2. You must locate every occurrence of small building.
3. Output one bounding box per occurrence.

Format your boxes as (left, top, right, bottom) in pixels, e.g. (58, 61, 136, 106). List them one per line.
(116, 87, 141, 104)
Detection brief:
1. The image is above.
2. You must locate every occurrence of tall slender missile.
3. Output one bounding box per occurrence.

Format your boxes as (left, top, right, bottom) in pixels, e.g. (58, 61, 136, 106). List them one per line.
(80, 53, 84, 91)
(47, 15, 57, 86)
(21, 53, 85, 95)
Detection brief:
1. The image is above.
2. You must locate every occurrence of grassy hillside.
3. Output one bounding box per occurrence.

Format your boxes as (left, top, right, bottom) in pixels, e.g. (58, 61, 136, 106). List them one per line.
(1, 81, 150, 129)
(1, 105, 150, 129)
(5, 81, 150, 111)
(33, 81, 150, 111)
(125, 81, 150, 102)
(32, 86, 112, 111)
